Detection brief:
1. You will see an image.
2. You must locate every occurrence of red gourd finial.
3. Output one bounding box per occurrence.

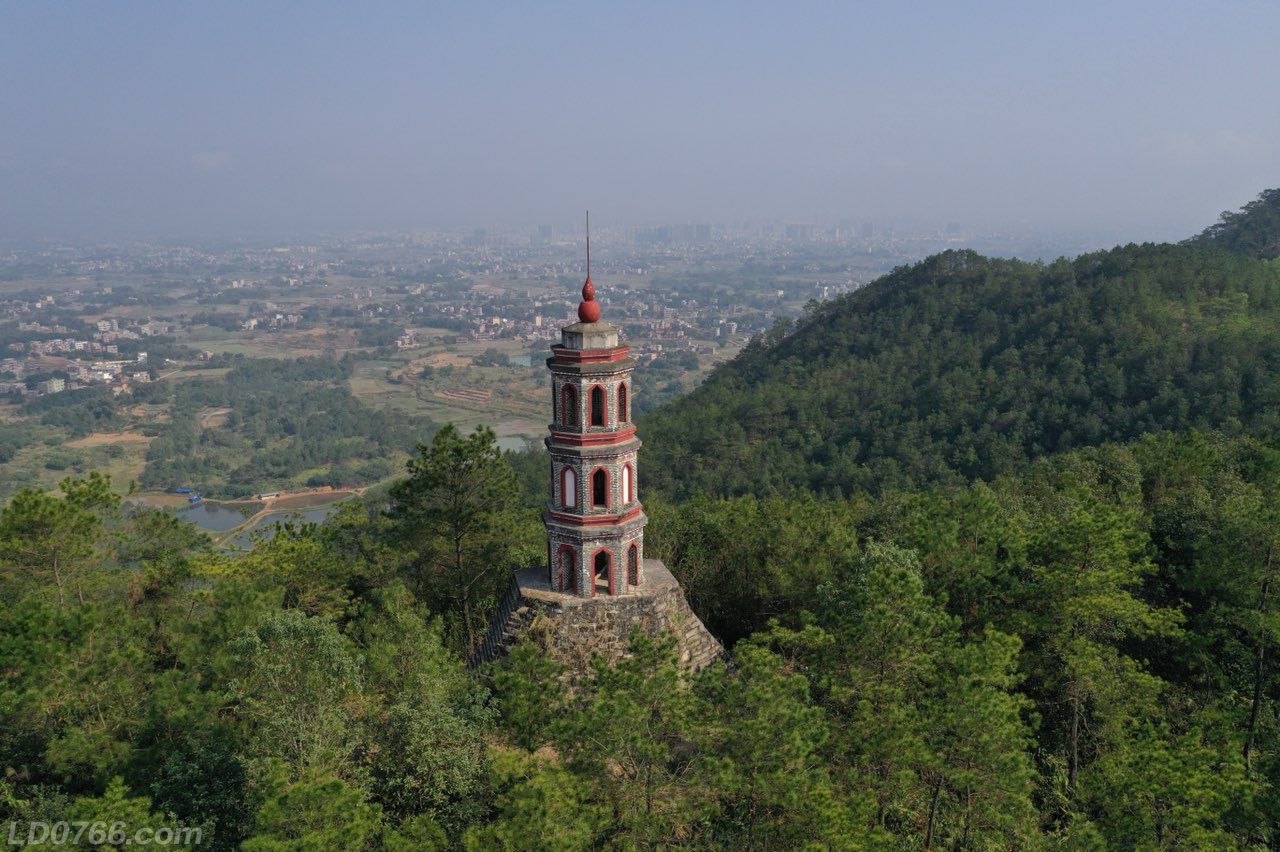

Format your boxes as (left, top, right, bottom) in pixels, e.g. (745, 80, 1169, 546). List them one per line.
(577, 210, 601, 323)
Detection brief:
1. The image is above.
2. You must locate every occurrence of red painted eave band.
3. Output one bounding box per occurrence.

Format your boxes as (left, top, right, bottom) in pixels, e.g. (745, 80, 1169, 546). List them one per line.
(551, 345, 631, 363)
(549, 426, 637, 446)
(547, 505, 645, 527)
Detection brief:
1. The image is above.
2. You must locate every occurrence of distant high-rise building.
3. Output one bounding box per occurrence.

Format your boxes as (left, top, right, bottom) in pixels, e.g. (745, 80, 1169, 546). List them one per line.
(634, 224, 711, 247)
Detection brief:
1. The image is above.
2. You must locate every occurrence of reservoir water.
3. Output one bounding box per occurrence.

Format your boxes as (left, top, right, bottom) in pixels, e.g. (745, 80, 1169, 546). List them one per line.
(496, 435, 530, 452)
(228, 504, 343, 549)
(169, 498, 345, 548)
(180, 501, 261, 531)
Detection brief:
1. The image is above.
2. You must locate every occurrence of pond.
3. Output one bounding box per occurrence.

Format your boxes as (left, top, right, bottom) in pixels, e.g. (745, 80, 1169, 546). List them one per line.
(496, 435, 532, 452)
(227, 504, 345, 549)
(179, 501, 262, 531)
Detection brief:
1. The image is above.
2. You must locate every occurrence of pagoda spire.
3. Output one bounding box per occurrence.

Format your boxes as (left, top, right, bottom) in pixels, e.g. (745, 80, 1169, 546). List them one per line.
(578, 210, 600, 323)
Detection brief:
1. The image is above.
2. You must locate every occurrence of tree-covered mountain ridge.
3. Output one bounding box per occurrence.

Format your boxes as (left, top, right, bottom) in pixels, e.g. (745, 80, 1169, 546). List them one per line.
(643, 216, 1280, 499)
(1186, 187, 1280, 259)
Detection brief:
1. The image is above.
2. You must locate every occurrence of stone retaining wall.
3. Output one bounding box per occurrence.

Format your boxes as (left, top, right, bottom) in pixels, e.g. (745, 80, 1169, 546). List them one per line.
(472, 559, 722, 676)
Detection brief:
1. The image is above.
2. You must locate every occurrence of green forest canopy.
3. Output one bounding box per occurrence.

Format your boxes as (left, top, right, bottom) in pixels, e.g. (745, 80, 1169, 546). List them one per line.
(1186, 187, 1280, 260)
(5, 429, 1280, 847)
(641, 241, 1280, 499)
(137, 357, 428, 497)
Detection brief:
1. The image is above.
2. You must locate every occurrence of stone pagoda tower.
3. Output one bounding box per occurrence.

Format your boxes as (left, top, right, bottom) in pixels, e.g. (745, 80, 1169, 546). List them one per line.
(543, 263, 645, 596)
(471, 221, 720, 674)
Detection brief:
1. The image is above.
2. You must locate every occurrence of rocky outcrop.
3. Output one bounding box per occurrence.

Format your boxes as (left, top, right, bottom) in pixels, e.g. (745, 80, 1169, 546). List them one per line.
(471, 559, 722, 676)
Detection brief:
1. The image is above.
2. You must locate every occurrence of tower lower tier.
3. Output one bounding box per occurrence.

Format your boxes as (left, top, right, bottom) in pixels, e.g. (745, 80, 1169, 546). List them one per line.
(544, 508, 647, 597)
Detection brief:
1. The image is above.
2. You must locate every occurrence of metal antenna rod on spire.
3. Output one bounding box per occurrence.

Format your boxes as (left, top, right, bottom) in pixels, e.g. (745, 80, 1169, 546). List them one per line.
(586, 210, 590, 279)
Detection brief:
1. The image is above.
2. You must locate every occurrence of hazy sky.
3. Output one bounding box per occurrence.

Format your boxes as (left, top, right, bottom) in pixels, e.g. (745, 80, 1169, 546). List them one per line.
(2, 1, 1278, 243)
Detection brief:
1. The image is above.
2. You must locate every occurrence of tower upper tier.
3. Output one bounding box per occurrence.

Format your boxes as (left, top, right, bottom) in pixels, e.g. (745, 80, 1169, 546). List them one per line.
(558, 318, 620, 352)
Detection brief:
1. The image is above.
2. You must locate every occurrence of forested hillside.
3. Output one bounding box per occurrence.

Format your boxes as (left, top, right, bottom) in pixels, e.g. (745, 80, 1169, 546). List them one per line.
(139, 357, 428, 497)
(5, 429, 1280, 847)
(642, 241, 1280, 499)
(1186, 187, 1280, 259)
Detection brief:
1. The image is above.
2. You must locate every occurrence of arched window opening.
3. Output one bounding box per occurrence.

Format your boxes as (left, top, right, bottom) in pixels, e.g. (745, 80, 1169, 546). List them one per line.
(559, 547, 576, 593)
(590, 385, 606, 427)
(627, 544, 639, 586)
(561, 384, 578, 429)
(594, 549, 612, 596)
(592, 468, 608, 508)
(622, 464, 633, 504)
(561, 466, 577, 509)
(617, 383, 629, 422)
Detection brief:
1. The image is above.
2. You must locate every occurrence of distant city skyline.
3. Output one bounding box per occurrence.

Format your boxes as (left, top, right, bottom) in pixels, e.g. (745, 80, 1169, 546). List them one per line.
(2, 2, 1278, 244)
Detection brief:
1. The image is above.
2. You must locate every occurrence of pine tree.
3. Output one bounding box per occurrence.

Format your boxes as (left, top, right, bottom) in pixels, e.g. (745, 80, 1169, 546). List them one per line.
(563, 633, 712, 846)
(697, 643, 861, 849)
(1011, 473, 1182, 818)
(387, 424, 531, 652)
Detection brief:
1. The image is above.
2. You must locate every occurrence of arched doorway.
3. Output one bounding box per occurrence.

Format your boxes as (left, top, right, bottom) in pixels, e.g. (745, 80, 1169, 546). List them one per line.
(591, 467, 609, 508)
(561, 384, 578, 429)
(590, 385, 606, 426)
(557, 547, 577, 594)
(627, 543, 639, 586)
(561, 466, 577, 508)
(593, 549, 612, 596)
(617, 383, 628, 422)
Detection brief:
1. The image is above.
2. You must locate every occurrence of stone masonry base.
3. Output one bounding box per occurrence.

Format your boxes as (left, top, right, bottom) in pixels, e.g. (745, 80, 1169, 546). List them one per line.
(471, 559, 722, 675)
